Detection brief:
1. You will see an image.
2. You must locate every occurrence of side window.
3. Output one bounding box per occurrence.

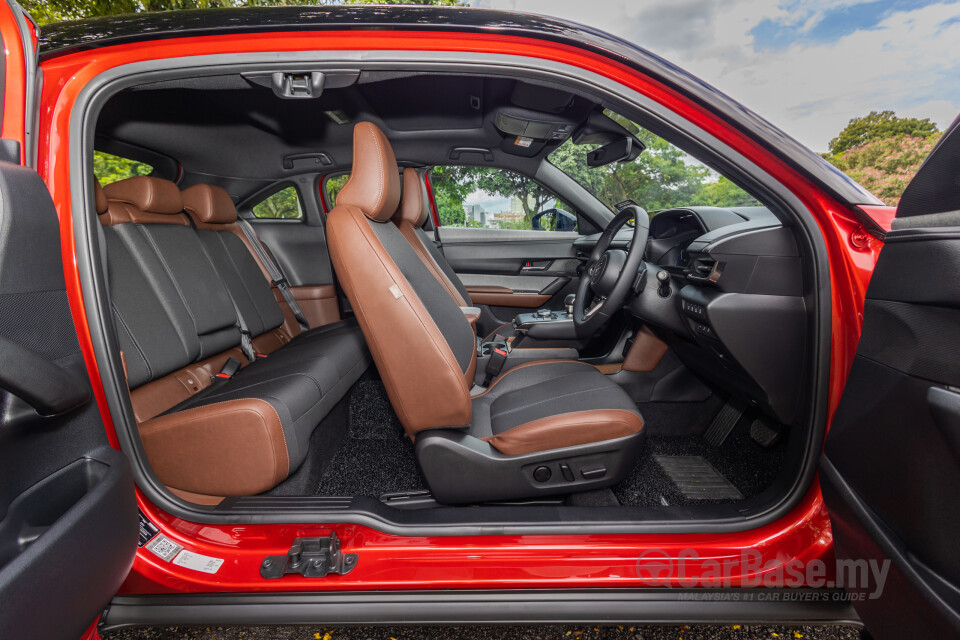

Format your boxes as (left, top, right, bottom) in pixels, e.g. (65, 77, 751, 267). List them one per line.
(429, 166, 578, 232)
(251, 185, 303, 220)
(93, 150, 153, 186)
(323, 173, 350, 209)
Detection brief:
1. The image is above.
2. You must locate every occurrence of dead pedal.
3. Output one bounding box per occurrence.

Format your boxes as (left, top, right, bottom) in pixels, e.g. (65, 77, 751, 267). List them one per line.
(655, 455, 743, 501)
(750, 417, 781, 448)
(703, 399, 745, 447)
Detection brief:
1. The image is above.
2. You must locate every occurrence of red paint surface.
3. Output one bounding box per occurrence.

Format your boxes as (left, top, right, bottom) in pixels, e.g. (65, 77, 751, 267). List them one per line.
(35, 29, 883, 595)
(0, 2, 27, 161)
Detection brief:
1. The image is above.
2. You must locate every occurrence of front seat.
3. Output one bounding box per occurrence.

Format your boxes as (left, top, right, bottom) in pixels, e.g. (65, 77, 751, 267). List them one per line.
(327, 122, 645, 504)
(390, 167, 518, 342)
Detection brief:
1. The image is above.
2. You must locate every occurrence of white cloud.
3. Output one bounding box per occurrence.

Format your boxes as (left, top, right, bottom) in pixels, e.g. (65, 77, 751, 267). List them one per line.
(469, 0, 960, 151)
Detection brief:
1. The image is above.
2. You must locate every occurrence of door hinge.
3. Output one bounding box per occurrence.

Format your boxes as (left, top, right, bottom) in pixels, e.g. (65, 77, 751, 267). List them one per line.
(260, 533, 357, 579)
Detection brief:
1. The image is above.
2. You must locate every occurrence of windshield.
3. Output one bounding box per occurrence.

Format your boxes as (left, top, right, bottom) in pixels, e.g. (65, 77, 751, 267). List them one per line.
(548, 110, 761, 212)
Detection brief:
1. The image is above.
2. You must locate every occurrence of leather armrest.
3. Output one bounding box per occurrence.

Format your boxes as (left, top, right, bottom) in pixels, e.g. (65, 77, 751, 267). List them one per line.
(461, 306, 482, 327)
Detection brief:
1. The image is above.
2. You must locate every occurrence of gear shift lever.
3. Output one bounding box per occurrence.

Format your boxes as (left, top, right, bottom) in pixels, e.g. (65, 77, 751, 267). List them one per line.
(565, 294, 576, 317)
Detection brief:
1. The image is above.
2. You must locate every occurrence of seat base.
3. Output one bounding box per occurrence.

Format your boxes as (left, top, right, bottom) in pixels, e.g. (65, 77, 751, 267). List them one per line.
(415, 430, 645, 504)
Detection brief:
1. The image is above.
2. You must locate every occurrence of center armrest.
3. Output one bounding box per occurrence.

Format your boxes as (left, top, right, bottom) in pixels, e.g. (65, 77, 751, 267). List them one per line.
(461, 306, 482, 328)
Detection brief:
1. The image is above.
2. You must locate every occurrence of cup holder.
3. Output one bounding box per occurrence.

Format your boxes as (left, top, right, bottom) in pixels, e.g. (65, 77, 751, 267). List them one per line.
(479, 341, 508, 357)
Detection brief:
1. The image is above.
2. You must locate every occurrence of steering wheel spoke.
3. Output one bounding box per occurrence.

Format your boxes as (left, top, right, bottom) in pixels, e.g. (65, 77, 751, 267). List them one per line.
(573, 205, 650, 338)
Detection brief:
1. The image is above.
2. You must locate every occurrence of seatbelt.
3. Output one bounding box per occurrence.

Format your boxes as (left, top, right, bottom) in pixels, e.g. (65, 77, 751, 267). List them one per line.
(237, 218, 310, 332)
(196, 234, 257, 362)
(226, 290, 257, 363)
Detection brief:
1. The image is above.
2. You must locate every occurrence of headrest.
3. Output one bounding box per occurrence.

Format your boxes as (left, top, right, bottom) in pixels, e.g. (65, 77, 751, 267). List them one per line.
(103, 176, 183, 215)
(93, 177, 108, 215)
(181, 184, 237, 225)
(335, 122, 401, 222)
(393, 168, 431, 228)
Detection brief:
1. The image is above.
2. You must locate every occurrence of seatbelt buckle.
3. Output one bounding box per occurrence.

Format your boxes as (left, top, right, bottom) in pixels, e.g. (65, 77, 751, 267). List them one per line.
(482, 347, 509, 387)
(214, 357, 242, 381)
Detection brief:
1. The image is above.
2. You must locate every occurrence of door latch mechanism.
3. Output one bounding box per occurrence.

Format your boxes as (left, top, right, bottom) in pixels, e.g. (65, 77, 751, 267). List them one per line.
(260, 533, 357, 579)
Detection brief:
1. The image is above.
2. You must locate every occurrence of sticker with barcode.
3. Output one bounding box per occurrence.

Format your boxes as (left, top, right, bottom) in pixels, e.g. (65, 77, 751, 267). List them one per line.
(145, 535, 183, 562)
(173, 549, 224, 574)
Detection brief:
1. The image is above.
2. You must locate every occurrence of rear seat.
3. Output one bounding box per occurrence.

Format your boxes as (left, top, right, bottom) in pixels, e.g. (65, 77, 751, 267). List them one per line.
(96, 176, 370, 499)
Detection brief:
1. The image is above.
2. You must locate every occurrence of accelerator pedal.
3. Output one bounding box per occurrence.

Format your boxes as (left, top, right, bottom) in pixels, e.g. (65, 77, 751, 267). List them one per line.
(703, 398, 746, 447)
(750, 417, 782, 448)
(655, 455, 743, 501)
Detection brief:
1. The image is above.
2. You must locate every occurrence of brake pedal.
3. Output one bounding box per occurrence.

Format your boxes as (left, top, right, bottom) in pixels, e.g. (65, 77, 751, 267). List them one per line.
(703, 399, 745, 447)
(749, 417, 782, 448)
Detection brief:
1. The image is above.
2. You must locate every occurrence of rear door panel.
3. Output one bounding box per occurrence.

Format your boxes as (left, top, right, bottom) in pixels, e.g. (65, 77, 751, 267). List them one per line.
(822, 117, 960, 638)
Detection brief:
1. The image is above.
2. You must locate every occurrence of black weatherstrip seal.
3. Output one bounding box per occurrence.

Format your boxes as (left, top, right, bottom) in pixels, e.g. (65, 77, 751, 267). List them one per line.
(100, 589, 861, 631)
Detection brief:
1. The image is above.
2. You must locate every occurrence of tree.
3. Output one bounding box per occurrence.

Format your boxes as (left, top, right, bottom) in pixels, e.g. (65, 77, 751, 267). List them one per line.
(827, 133, 940, 206)
(93, 150, 153, 185)
(827, 110, 939, 156)
(24, 0, 466, 25)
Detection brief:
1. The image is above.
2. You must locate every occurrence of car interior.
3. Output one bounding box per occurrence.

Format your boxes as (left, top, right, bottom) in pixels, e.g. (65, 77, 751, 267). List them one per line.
(82, 67, 822, 530)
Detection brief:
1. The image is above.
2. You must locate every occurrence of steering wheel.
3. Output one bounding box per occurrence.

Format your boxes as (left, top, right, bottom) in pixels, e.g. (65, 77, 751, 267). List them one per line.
(574, 205, 650, 337)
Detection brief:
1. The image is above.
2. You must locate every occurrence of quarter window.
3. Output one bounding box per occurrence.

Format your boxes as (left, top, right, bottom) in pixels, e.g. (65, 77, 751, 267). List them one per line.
(93, 150, 153, 186)
(251, 186, 303, 220)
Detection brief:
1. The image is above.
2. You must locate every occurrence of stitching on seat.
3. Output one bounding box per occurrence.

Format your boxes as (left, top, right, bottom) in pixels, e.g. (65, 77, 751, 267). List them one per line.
(112, 305, 151, 380)
(472, 359, 595, 398)
(491, 383, 611, 421)
(369, 126, 385, 217)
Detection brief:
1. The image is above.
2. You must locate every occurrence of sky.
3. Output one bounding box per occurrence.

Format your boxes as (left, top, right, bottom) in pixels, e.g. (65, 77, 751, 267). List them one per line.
(467, 0, 960, 152)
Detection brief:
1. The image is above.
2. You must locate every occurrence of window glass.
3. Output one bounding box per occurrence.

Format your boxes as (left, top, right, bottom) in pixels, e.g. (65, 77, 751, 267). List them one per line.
(323, 173, 350, 208)
(93, 150, 153, 186)
(251, 185, 303, 219)
(429, 166, 578, 232)
(548, 109, 760, 212)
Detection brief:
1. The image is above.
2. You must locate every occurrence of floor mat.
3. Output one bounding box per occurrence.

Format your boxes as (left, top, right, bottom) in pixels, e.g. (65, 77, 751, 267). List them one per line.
(654, 455, 744, 501)
(315, 377, 427, 497)
(613, 400, 786, 507)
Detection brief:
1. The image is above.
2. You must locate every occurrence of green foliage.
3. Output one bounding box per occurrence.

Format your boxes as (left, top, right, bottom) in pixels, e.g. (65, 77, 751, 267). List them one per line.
(25, 0, 465, 25)
(548, 130, 760, 214)
(429, 165, 569, 231)
(826, 133, 940, 206)
(827, 110, 939, 156)
(251, 185, 302, 219)
(323, 173, 350, 208)
(93, 150, 153, 186)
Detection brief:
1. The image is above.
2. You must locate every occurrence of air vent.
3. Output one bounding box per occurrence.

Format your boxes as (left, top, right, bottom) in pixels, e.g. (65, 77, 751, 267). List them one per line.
(690, 258, 724, 284)
(692, 258, 716, 277)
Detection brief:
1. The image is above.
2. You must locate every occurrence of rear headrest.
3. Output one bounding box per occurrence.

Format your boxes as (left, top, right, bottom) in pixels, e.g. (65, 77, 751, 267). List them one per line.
(103, 176, 183, 215)
(335, 122, 400, 222)
(93, 177, 108, 215)
(181, 184, 237, 225)
(393, 168, 430, 228)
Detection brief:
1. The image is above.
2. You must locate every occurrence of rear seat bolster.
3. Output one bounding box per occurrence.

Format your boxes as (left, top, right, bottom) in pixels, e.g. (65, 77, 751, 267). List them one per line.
(139, 398, 290, 496)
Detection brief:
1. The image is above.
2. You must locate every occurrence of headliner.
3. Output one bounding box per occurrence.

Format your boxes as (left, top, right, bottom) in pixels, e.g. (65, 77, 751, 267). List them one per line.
(96, 72, 600, 200)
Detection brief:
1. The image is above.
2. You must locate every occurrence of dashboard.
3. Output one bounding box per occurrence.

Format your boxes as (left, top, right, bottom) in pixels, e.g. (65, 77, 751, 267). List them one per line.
(627, 206, 808, 426)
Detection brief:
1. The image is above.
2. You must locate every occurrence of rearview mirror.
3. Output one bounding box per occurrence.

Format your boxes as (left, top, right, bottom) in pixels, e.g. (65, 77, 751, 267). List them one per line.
(586, 137, 644, 167)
